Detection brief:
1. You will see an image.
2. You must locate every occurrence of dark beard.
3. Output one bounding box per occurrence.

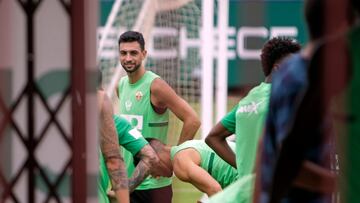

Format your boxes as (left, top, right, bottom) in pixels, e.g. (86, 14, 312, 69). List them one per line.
(123, 63, 141, 73)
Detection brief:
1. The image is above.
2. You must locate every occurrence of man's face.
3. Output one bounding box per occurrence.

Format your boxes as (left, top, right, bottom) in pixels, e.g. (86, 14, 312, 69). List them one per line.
(119, 41, 146, 73)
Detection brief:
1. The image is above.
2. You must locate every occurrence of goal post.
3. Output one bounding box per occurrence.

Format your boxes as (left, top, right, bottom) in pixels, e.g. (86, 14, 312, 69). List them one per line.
(200, 0, 214, 138)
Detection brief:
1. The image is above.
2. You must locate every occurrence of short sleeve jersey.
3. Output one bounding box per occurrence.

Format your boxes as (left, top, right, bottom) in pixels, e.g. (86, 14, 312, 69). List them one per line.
(221, 82, 271, 178)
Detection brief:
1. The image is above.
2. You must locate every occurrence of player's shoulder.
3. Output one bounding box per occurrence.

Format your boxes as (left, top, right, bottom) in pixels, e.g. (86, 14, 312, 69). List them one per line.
(150, 77, 172, 94)
(119, 75, 129, 83)
(174, 143, 201, 164)
(146, 70, 160, 78)
(177, 140, 205, 150)
(245, 82, 270, 97)
(175, 140, 207, 158)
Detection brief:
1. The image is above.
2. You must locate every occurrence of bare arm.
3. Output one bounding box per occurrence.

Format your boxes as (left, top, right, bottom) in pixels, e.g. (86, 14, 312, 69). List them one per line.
(99, 90, 129, 203)
(205, 122, 236, 168)
(173, 149, 222, 196)
(128, 144, 160, 192)
(293, 161, 336, 194)
(253, 139, 336, 203)
(151, 79, 200, 144)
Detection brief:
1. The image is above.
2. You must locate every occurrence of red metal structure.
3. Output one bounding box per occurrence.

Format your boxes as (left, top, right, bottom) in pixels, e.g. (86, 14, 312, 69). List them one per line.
(0, 0, 96, 202)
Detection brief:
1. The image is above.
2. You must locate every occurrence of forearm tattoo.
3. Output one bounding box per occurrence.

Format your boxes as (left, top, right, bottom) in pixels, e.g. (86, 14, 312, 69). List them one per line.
(107, 156, 129, 191)
(128, 145, 158, 192)
(129, 160, 151, 192)
(100, 98, 128, 190)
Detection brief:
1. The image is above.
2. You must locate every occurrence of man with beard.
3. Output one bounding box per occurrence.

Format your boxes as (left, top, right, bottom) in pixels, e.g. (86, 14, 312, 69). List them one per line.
(98, 73, 163, 203)
(116, 31, 201, 203)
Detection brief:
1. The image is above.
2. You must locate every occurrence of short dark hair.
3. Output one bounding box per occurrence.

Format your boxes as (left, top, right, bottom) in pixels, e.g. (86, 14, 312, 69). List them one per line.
(118, 31, 145, 50)
(260, 37, 301, 76)
(145, 138, 165, 153)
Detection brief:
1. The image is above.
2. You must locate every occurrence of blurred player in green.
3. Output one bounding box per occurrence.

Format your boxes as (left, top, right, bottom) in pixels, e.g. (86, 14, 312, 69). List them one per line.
(205, 37, 301, 203)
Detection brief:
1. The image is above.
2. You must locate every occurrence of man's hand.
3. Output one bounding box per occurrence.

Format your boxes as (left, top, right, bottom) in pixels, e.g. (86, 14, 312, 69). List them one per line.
(107, 190, 116, 198)
(151, 78, 200, 144)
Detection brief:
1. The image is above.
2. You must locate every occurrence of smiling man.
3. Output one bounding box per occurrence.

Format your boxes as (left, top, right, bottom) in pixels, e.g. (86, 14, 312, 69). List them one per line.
(116, 31, 200, 203)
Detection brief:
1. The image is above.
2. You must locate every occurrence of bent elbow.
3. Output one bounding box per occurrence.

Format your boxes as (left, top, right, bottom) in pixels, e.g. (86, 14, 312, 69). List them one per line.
(184, 114, 200, 129)
(205, 132, 216, 147)
(192, 118, 201, 130)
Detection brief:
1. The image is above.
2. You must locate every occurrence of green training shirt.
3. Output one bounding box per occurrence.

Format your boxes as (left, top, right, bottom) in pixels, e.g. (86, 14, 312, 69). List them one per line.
(118, 71, 171, 190)
(221, 82, 270, 177)
(220, 82, 270, 203)
(170, 140, 238, 188)
(98, 115, 148, 203)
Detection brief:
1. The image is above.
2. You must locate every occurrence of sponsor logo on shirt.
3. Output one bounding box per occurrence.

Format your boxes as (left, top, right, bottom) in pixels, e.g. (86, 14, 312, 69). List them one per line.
(237, 101, 263, 114)
(120, 114, 144, 131)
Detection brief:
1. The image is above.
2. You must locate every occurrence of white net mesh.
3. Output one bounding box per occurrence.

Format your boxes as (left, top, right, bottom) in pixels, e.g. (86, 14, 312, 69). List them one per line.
(147, 1, 202, 102)
(98, 0, 203, 142)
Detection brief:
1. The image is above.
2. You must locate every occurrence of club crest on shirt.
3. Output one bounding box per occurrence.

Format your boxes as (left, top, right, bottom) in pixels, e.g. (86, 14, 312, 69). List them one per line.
(125, 100, 132, 111)
(135, 91, 143, 101)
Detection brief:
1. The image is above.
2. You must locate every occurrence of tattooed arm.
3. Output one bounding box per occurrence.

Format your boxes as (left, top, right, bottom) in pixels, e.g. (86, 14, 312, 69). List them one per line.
(98, 90, 129, 203)
(128, 144, 160, 192)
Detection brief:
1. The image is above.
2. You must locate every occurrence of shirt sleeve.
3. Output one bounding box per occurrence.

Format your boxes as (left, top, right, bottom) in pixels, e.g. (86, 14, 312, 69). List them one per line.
(220, 104, 238, 134)
(113, 115, 148, 156)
